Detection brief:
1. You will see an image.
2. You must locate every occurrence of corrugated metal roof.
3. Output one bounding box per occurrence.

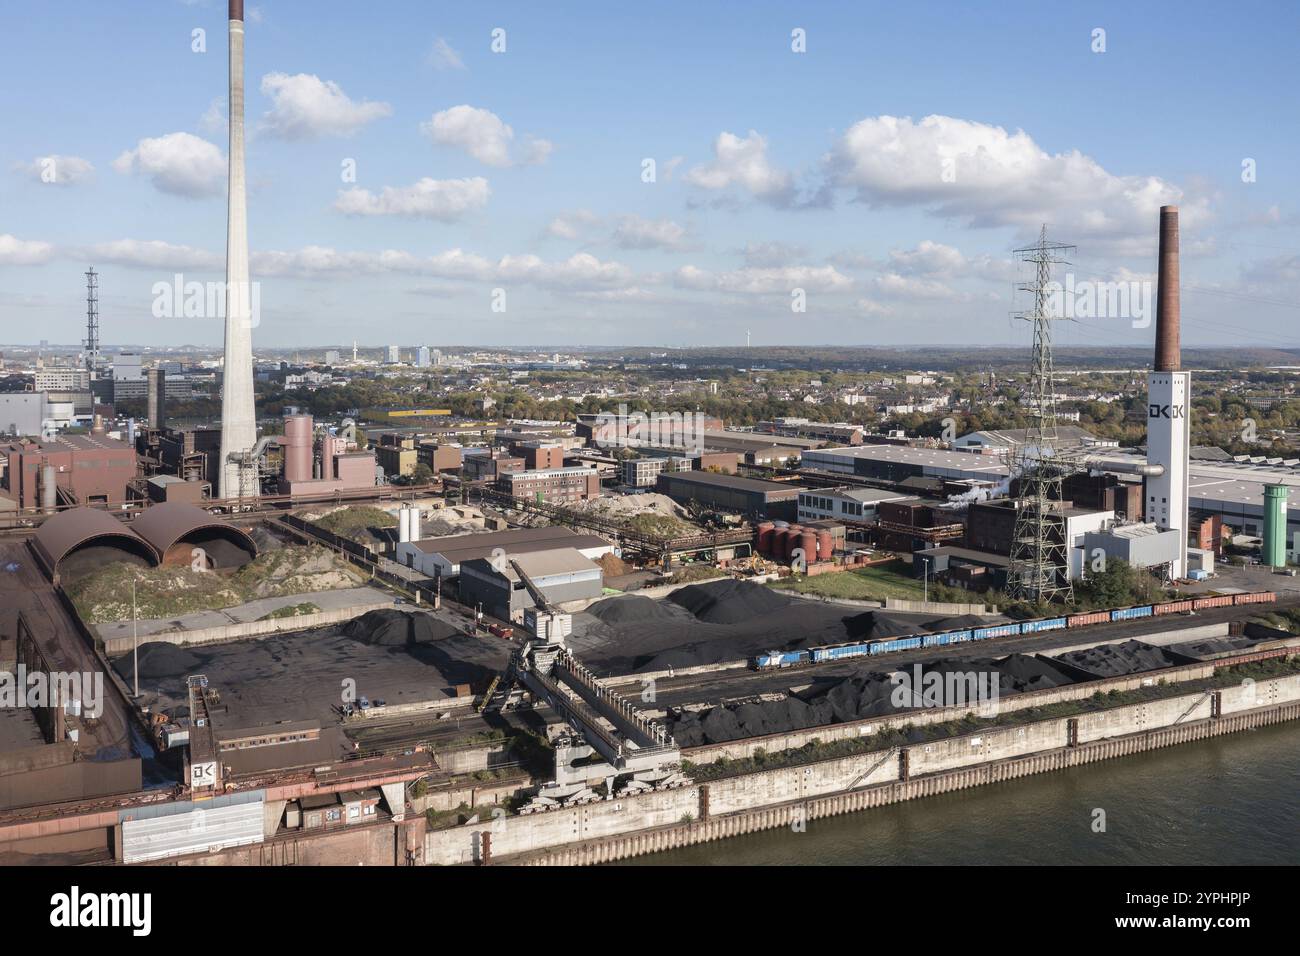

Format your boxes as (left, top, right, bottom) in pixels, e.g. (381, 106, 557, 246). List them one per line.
(31, 507, 160, 572)
(130, 501, 257, 558)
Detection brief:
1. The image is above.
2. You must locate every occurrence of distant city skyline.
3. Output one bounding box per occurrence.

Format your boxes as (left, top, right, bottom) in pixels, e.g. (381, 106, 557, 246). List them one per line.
(2, 0, 1298, 348)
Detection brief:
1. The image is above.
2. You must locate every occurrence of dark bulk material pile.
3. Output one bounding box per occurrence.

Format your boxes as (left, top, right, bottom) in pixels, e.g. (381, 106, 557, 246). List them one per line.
(117, 642, 207, 682)
(573, 579, 997, 674)
(669, 652, 1079, 747)
(1051, 640, 1196, 680)
(586, 594, 682, 627)
(669, 579, 793, 624)
(344, 608, 508, 686)
(342, 608, 462, 647)
(1166, 635, 1262, 659)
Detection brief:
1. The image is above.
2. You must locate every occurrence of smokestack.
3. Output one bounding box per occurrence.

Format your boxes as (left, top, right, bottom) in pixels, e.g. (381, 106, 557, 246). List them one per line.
(1153, 205, 1180, 372)
(147, 367, 166, 430)
(217, 0, 258, 497)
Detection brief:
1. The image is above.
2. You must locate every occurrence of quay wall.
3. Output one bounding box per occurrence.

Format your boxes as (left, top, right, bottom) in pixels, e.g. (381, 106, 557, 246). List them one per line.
(423, 671, 1300, 866)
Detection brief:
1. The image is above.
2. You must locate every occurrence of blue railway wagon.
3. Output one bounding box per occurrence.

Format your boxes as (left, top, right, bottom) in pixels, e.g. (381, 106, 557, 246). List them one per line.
(944, 629, 974, 644)
(1110, 605, 1154, 622)
(1021, 617, 1068, 634)
(972, 623, 1022, 641)
(870, 636, 923, 655)
(812, 643, 872, 663)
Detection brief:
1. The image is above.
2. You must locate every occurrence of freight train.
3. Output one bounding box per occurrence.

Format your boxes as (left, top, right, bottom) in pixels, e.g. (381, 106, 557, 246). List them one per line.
(752, 591, 1278, 670)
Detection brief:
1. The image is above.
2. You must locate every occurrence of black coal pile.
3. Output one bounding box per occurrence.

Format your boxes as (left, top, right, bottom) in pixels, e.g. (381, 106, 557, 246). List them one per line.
(671, 695, 839, 747)
(343, 609, 463, 647)
(669, 579, 792, 625)
(911, 653, 1075, 697)
(1052, 640, 1196, 679)
(118, 642, 206, 681)
(587, 594, 682, 626)
(1166, 636, 1261, 659)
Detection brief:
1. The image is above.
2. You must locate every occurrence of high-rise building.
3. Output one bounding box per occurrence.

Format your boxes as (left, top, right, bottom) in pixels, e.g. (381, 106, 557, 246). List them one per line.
(416, 346, 431, 368)
(388, 345, 401, 364)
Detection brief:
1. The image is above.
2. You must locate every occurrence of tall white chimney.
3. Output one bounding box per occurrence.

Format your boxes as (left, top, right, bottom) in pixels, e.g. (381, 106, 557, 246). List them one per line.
(217, 0, 258, 498)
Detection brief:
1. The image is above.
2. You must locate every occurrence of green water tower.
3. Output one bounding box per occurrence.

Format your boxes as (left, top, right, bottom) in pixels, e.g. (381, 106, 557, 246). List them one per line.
(1263, 484, 1289, 567)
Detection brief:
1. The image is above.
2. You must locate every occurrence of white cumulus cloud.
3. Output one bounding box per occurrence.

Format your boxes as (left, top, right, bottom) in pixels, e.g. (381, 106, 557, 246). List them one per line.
(611, 215, 688, 251)
(422, 105, 551, 167)
(0, 234, 56, 265)
(259, 73, 392, 140)
(674, 264, 851, 294)
(113, 132, 226, 198)
(15, 154, 94, 186)
(334, 177, 490, 220)
(826, 114, 1206, 241)
(685, 131, 793, 204)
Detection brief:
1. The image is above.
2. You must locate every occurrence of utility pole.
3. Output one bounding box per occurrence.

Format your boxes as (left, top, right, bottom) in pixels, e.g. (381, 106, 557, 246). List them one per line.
(1008, 226, 1078, 605)
(132, 577, 139, 698)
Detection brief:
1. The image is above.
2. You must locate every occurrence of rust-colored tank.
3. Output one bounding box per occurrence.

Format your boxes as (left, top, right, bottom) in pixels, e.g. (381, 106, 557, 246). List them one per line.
(799, 530, 817, 564)
(283, 414, 314, 483)
(756, 521, 775, 555)
(816, 530, 833, 562)
(773, 527, 790, 558)
(784, 524, 803, 559)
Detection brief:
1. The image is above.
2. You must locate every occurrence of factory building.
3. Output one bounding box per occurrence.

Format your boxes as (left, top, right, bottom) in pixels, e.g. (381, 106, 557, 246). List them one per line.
(278, 413, 377, 496)
(796, 487, 912, 524)
(0, 393, 48, 438)
(913, 546, 1009, 591)
(498, 465, 601, 503)
(463, 450, 524, 481)
(952, 426, 1116, 453)
(459, 548, 604, 621)
(510, 440, 566, 471)
(0, 431, 137, 510)
(621, 455, 692, 489)
(964, 499, 1113, 579)
(656, 470, 798, 520)
(395, 525, 613, 578)
(802, 444, 1011, 483)
(416, 441, 463, 473)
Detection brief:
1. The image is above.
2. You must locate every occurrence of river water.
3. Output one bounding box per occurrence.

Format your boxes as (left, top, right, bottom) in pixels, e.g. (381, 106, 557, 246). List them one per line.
(622, 721, 1300, 865)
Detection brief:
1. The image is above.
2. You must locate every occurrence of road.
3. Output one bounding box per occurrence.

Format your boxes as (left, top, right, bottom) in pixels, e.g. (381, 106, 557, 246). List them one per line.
(0, 539, 133, 759)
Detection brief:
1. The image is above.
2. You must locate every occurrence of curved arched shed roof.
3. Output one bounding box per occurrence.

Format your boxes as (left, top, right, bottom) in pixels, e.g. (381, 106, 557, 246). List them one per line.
(32, 507, 160, 576)
(130, 501, 258, 563)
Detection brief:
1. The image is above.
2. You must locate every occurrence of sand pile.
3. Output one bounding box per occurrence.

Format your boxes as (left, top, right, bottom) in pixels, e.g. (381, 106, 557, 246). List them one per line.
(597, 552, 631, 577)
(1053, 640, 1194, 679)
(670, 579, 792, 625)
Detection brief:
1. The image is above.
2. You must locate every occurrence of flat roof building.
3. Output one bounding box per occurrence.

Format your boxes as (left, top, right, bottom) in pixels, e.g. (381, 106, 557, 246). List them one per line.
(394, 525, 613, 578)
(657, 469, 798, 520)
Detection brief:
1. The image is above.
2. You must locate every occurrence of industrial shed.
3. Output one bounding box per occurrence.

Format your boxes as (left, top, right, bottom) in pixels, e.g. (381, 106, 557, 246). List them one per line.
(129, 501, 257, 569)
(30, 507, 160, 583)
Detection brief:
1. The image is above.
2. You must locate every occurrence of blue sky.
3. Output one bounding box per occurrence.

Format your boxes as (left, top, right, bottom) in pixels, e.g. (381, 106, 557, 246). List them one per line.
(2, 0, 1298, 349)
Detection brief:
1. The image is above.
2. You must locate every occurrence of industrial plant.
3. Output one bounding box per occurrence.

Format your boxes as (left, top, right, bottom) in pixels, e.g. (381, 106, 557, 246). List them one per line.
(1, 1, 1297, 915)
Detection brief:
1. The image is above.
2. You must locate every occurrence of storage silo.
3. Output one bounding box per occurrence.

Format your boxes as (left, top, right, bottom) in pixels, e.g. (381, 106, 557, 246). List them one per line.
(1263, 484, 1289, 568)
